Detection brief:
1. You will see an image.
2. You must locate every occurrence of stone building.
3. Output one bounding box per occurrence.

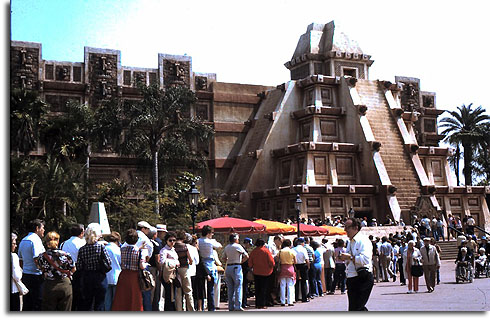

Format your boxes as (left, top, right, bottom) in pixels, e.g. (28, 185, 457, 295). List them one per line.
(10, 21, 490, 230)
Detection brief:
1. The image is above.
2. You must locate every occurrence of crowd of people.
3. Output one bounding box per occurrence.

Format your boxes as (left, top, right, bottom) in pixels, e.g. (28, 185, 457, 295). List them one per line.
(10, 215, 490, 312)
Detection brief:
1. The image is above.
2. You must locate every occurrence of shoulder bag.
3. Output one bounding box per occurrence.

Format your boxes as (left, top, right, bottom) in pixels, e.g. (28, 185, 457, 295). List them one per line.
(139, 268, 155, 291)
(410, 257, 424, 277)
(98, 247, 112, 274)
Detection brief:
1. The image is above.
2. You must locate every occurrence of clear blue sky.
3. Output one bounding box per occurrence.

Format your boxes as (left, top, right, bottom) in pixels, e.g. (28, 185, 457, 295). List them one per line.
(9, 0, 490, 116)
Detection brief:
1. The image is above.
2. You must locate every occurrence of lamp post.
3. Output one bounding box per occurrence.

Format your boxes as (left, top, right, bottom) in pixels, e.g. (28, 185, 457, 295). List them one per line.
(188, 181, 200, 235)
(295, 194, 302, 239)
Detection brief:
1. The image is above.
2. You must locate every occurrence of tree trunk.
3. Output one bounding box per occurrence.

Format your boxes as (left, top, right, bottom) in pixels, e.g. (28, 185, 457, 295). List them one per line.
(462, 143, 472, 186)
(455, 145, 460, 186)
(152, 150, 159, 215)
(85, 144, 91, 216)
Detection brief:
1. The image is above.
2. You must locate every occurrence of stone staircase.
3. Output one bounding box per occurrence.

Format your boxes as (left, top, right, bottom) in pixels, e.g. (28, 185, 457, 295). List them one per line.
(356, 80, 421, 212)
(437, 240, 459, 261)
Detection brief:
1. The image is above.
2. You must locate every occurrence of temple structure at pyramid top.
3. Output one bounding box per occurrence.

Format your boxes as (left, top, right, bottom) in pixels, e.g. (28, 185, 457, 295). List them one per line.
(285, 21, 374, 80)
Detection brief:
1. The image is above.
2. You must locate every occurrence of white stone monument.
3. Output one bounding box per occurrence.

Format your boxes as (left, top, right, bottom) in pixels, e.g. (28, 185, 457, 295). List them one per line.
(88, 202, 111, 235)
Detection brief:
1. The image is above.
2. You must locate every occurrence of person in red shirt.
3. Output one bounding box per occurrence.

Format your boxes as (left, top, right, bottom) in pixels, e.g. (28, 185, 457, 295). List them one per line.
(248, 238, 275, 309)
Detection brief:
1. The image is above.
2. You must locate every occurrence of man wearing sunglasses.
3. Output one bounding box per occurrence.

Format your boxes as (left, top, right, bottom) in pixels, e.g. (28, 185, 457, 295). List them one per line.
(339, 217, 374, 311)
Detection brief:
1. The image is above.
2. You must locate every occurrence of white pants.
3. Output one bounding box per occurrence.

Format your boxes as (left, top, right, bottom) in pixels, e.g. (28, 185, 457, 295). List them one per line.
(279, 277, 295, 305)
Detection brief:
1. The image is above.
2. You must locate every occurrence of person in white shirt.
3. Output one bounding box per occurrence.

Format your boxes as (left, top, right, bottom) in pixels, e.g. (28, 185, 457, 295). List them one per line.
(222, 233, 248, 311)
(104, 231, 121, 311)
(322, 238, 335, 294)
(60, 223, 86, 311)
(136, 221, 154, 311)
(197, 225, 222, 311)
(339, 218, 374, 311)
(18, 219, 45, 311)
(293, 238, 310, 302)
(11, 233, 23, 311)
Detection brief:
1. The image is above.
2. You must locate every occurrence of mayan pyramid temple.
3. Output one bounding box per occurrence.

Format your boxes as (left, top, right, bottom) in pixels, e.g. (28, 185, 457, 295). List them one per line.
(10, 21, 490, 230)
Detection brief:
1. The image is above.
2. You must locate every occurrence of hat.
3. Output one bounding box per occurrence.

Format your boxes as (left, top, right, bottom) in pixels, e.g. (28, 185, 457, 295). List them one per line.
(482, 236, 487, 240)
(423, 237, 431, 241)
(156, 224, 167, 232)
(298, 237, 305, 243)
(372, 218, 376, 221)
(244, 237, 252, 244)
(137, 221, 152, 229)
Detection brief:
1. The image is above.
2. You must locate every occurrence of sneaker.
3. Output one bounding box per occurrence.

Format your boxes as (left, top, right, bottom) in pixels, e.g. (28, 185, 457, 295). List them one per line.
(288, 304, 294, 307)
(407, 290, 413, 294)
(341, 292, 346, 295)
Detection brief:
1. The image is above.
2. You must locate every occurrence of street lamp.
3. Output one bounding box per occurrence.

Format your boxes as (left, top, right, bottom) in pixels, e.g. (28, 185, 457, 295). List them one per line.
(188, 181, 200, 235)
(295, 194, 302, 239)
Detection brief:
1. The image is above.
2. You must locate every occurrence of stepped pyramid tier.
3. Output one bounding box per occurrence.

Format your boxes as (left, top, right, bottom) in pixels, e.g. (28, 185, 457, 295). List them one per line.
(10, 21, 489, 233)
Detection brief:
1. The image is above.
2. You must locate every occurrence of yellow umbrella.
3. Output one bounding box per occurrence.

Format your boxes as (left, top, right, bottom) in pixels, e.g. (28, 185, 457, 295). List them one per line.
(321, 225, 347, 235)
(254, 219, 297, 234)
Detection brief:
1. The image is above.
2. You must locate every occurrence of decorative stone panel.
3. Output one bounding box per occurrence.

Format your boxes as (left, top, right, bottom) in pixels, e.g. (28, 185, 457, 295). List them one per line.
(87, 52, 118, 106)
(333, 61, 365, 79)
(10, 44, 40, 90)
(161, 58, 191, 87)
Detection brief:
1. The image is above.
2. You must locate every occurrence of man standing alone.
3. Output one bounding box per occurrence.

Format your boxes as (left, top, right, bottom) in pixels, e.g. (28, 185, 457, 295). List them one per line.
(339, 218, 374, 311)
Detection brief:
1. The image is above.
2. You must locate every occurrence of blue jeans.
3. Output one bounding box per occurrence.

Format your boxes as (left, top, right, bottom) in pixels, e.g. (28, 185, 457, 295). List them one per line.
(225, 265, 243, 311)
(104, 284, 117, 311)
(311, 264, 323, 296)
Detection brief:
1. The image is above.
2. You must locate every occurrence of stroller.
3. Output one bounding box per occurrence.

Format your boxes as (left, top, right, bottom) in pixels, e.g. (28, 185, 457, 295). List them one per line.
(455, 261, 473, 283)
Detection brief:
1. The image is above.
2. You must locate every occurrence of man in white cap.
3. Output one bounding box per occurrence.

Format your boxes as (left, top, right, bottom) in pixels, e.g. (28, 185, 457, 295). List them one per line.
(420, 237, 440, 293)
(137, 221, 154, 311)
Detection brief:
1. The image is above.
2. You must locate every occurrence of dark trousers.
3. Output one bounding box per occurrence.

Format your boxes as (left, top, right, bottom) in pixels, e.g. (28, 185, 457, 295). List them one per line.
(254, 274, 269, 308)
(346, 272, 374, 311)
(162, 280, 176, 311)
(324, 267, 334, 293)
(242, 266, 249, 307)
(308, 265, 315, 297)
(21, 273, 44, 311)
(295, 264, 308, 301)
(70, 270, 81, 311)
(398, 258, 405, 284)
(207, 276, 215, 311)
(332, 263, 346, 293)
(10, 293, 20, 311)
(267, 270, 278, 305)
(79, 271, 106, 311)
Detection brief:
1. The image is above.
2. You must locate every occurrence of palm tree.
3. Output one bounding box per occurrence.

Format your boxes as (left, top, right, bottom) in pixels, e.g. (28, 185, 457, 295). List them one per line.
(439, 104, 490, 185)
(121, 84, 213, 215)
(10, 89, 48, 156)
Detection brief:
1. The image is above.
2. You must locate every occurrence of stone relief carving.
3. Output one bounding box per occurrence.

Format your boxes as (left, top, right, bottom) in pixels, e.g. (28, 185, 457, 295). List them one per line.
(195, 76, 207, 90)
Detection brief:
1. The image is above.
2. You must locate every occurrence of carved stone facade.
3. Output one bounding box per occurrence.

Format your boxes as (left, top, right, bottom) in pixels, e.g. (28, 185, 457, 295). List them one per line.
(10, 43, 40, 90)
(10, 20, 490, 231)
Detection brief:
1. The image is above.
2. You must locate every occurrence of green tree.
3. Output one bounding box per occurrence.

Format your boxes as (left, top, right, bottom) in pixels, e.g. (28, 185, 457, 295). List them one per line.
(10, 89, 48, 156)
(120, 84, 213, 215)
(439, 103, 490, 185)
(473, 123, 490, 184)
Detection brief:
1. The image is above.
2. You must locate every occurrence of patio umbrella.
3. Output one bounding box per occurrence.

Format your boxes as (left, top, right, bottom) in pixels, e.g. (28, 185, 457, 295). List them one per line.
(194, 216, 266, 234)
(320, 225, 347, 236)
(298, 224, 329, 236)
(253, 219, 297, 235)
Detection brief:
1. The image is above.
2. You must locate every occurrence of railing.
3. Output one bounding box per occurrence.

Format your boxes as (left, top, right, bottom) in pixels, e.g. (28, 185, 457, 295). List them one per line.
(448, 226, 465, 237)
(474, 225, 490, 237)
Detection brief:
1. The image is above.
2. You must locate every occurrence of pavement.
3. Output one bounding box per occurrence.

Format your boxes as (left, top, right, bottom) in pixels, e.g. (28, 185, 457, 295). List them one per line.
(216, 260, 490, 312)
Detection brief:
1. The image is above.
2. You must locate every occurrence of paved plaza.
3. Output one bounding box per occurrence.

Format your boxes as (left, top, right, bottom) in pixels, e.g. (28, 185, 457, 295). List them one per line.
(216, 260, 490, 312)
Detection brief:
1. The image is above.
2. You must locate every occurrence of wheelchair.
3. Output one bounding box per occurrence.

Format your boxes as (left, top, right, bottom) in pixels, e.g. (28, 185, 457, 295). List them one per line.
(455, 261, 473, 283)
(475, 258, 490, 278)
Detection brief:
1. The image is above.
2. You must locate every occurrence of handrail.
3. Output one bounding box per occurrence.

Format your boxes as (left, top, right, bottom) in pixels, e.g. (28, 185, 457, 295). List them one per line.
(474, 225, 490, 237)
(448, 226, 465, 236)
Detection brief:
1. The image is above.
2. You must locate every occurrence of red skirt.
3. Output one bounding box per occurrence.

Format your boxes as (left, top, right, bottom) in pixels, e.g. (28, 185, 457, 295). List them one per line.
(111, 270, 143, 311)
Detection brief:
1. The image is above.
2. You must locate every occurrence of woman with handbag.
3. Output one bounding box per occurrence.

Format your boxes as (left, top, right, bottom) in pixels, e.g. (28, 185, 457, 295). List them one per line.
(37, 231, 76, 310)
(403, 240, 423, 294)
(112, 229, 145, 311)
(11, 233, 24, 311)
(76, 223, 112, 310)
(159, 231, 180, 311)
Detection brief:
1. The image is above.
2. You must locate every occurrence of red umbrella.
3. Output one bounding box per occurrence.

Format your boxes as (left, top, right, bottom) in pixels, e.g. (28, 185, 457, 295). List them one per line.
(194, 216, 266, 234)
(298, 224, 329, 236)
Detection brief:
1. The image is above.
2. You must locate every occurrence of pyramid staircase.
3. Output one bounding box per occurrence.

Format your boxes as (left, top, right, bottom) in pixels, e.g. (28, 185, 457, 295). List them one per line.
(437, 240, 459, 261)
(356, 80, 421, 212)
